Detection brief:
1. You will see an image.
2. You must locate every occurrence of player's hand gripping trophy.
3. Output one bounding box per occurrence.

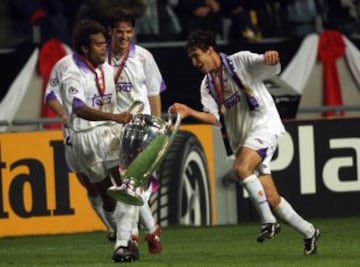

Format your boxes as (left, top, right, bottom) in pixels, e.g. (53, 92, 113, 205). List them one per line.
(107, 101, 181, 205)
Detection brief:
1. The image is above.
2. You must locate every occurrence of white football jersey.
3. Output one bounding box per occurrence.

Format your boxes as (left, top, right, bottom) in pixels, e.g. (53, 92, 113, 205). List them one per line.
(108, 43, 166, 115)
(44, 54, 73, 105)
(200, 51, 286, 153)
(44, 55, 81, 173)
(61, 55, 117, 132)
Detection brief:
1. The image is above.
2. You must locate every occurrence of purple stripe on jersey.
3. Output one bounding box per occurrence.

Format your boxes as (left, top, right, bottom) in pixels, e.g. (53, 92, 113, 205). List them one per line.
(160, 80, 167, 92)
(72, 97, 86, 111)
(129, 42, 136, 57)
(257, 147, 268, 161)
(73, 53, 88, 70)
(45, 91, 58, 102)
(73, 54, 82, 65)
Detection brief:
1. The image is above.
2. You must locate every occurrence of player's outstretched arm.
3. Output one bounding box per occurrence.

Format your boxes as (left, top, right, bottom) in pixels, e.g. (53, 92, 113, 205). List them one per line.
(75, 105, 133, 124)
(170, 102, 217, 124)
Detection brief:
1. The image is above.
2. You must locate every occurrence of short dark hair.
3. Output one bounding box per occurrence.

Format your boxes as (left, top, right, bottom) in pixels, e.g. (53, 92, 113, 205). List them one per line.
(109, 8, 136, 28)
(186, 29, 219, 53)
(72, 19, 106, 55)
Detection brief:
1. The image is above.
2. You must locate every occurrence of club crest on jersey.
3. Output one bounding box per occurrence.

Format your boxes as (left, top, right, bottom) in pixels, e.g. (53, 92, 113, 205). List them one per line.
(68, 86, 78, 94)
(49, 77, 59, 87)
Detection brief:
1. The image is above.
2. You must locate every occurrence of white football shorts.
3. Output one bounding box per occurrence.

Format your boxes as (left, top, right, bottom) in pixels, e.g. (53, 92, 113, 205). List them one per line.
(242, 130, 278, 175)
(71, 123, 123, 183)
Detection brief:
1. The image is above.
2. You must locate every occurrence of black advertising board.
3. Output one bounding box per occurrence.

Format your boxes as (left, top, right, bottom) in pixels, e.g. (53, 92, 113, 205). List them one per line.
(237, 117, 360, 221)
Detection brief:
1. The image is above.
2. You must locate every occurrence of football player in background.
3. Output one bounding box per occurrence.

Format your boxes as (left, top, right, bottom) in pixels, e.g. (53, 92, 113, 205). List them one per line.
(106, 8, 166, 254)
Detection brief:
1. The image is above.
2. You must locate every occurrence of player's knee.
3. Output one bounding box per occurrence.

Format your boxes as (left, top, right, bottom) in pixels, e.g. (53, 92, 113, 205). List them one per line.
(233, 164, 253, 180)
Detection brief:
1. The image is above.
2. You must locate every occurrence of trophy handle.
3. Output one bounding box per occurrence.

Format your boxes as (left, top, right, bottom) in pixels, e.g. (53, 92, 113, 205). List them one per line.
(167, 107, 181, 136)
(128, 100, 144, 115)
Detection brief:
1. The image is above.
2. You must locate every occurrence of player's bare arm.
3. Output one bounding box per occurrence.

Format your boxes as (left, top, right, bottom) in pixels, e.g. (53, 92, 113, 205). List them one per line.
(170, 102, 217, 124)
(75, 105, 133, 124)
(148, 94, 162, 117)
(46, 99, 68, 126)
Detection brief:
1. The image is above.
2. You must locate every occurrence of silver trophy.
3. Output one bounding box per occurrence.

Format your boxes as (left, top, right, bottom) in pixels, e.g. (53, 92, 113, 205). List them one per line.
(107, 101, 181, 206)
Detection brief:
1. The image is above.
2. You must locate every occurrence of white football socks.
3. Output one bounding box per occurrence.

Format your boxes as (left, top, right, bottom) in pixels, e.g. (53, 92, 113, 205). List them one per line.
(88, 195, 115, 233)
(140, 201, 157, 234)
(114, 202, 136, 249)
(241, 174, 276, 224)
(273, 197, 315, 238)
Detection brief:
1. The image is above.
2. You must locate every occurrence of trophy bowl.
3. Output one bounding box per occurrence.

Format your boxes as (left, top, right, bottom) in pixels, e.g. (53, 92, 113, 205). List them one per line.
(107, 106, 181, 206)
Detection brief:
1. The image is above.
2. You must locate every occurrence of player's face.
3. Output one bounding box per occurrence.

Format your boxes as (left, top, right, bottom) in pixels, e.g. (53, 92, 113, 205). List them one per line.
(188, 47, 216, 74)
(110, 22, 134, 52)
(85, 33, 107, 66)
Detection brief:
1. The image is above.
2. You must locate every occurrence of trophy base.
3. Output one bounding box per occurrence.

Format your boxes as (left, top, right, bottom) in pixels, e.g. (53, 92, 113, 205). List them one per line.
(107, 185, 144, 206)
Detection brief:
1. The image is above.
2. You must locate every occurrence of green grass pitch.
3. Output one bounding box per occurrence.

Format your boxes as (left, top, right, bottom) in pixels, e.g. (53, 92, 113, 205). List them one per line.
(0, 216, 359, 266)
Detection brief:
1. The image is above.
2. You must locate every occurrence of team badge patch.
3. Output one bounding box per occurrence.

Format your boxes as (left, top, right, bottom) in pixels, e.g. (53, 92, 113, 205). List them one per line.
(69, 86, 78, 94)
(49, 77, 59, 87)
